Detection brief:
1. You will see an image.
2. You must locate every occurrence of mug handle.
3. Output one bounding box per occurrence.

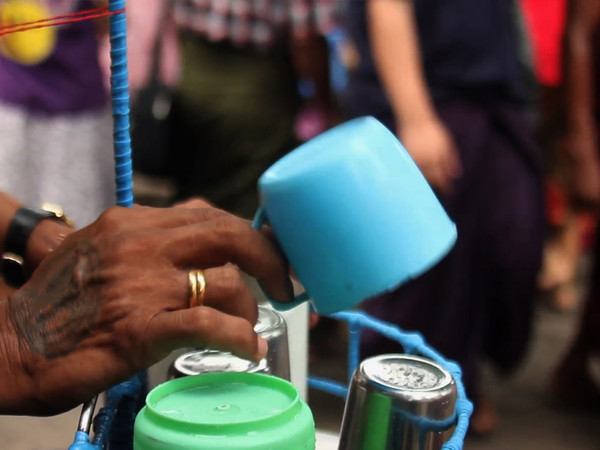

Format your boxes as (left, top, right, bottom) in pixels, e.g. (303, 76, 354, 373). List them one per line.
(252, 207, 311, 311)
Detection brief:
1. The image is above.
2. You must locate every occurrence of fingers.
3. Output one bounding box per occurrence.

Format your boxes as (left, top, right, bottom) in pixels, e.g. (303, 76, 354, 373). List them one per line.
(158, 265, 259, 324)
(147, 307, 268, 361)
(423, 145, 462, 195)
(161, 216, 294, 302)
(422, 164, 450, 194)
(174, 197, 215, 210)
(201, 265, 258, 325)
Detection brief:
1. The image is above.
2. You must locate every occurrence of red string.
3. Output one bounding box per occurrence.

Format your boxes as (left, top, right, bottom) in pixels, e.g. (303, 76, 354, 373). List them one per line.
(0, 7, 125, 37)
(0, 6, 108, 31)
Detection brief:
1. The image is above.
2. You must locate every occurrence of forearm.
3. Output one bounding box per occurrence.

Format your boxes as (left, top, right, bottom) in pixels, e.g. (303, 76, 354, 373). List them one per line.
(367, 0, 436, 125)
(565, 28, 596, 136)
(0, 296, 34, 414)
(564, 0, 600, 158)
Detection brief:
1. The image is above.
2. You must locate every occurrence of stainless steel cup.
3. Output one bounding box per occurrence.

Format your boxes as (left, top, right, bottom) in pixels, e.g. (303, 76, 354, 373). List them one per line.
(255, 306, 291, 381)
(167, 306, 290, 380)
(338, 354, 457, 450)
(168, 349, 269, 379)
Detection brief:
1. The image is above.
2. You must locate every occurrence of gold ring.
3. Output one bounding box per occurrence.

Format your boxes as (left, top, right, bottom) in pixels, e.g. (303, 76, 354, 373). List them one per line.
(188, 270, 206, 308)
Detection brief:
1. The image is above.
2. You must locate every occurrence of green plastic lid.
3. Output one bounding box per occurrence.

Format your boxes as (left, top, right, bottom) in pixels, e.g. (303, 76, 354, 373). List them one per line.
(134, 372, 315, 450)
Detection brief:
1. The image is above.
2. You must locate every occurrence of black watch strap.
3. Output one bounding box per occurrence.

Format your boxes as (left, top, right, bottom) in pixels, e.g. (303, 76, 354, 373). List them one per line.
(4, 207, 57, 258)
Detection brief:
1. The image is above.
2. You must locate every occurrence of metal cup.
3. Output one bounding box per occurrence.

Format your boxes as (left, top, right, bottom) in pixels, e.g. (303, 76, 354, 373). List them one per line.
(255, 306, 291, 381)
(168, 349, 269, 379)
(338, 354, 457, 450)
(167, 306, 290, 381)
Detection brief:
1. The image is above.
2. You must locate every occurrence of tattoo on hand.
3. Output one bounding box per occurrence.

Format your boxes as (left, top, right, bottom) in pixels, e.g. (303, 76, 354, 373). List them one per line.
(8, 241, 102, 358)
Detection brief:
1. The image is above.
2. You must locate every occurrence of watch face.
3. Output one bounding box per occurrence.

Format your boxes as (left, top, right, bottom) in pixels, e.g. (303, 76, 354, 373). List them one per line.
(2, 252, 26, 287)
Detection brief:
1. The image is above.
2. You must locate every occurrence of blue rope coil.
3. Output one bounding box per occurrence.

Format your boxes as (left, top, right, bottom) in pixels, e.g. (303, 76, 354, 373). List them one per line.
(108, 0, 133, 208)
(68, 2, 142, 448)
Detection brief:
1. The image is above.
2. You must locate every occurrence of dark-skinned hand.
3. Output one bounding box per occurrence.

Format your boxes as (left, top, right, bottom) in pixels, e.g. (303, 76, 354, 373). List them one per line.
(1, 205, 293, 415)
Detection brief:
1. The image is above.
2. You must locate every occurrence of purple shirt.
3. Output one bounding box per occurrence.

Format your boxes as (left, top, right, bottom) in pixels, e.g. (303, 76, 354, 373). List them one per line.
(0, 0, 106, 115)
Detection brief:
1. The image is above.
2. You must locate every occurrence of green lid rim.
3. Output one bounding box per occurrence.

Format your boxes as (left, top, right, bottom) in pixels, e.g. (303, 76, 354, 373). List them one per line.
(144, 372, 302, 435)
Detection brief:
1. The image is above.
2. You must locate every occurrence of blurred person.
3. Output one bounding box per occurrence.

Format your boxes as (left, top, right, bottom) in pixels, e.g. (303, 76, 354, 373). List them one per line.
(343, 0, 543, 434)
(522, 0, 589, 311)
(98, 0, 180, 97)
(0, 0, 116, 227)
(0, 192, 293, 415)
(169, 0, 339, 218)
(551, 0, 600, 405)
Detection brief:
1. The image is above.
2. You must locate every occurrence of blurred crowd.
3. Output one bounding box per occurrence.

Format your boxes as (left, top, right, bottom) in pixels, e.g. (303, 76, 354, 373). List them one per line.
(0, 0, 598, 440)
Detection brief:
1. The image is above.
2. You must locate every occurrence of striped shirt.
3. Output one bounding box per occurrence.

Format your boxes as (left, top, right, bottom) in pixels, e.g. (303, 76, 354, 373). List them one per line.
(173, 0, 340, 49)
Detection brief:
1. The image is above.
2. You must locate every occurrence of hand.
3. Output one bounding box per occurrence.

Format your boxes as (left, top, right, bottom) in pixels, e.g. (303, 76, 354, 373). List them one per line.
(173, 197, 215, 210)
(563, 132, 600, 210)
(399, 118, 462, 194)
(24, 219, 74, 274)
(1, 205, 293, 415)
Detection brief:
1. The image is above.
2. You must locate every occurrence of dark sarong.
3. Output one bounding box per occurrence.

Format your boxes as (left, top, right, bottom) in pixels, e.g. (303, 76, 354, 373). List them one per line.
(170, 36, 300, 218)
(356, 100, 544, 397)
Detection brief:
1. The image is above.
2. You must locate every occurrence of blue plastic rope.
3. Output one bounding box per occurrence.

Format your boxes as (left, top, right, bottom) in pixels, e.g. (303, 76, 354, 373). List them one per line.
(308, 310, 473, 450)
(104, 1, 144, 447)
(347, 319, 361, 383)
(108, 0, 133, 208)
(69, 2, 140, 448)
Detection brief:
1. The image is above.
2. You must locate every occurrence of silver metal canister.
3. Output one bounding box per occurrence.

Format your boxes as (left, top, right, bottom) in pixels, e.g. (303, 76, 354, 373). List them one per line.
(168, 349, 269, 379)
(255, 306, 291, 381)
(338, 354, 457, 450)
(167, 306, 290, 380)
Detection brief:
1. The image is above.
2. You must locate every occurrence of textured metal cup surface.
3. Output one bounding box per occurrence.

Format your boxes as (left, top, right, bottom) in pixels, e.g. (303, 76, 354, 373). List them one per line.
(168, 349, 269, 379)
(255, 306, 291, 381)
(167, 307, 290, 381)
(339, 354, 457, 450)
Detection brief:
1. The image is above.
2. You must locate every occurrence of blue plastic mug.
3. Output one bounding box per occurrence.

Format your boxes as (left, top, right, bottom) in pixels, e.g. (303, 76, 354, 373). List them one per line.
(252, 117, 456, 315)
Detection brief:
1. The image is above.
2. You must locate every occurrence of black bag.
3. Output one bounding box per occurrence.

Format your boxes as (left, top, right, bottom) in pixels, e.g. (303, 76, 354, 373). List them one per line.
(130, 2, 174, 177)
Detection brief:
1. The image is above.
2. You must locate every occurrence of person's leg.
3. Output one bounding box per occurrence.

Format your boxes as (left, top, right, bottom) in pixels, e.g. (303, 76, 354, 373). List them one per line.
(552, 220, 600, 405)
(459, 103, 543, 435)
(482, 103, 544, 374)
(538, 210, 584, 310)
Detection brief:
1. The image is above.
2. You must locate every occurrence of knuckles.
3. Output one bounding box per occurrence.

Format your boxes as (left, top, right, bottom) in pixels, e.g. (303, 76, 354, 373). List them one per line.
(209, 215, 251, 245)
(95, 206, 129, 233)
(218, 265, 246, 296)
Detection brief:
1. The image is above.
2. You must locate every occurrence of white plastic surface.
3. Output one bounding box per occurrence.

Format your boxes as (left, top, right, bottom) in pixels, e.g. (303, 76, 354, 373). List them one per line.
(316, 430, 340, 450)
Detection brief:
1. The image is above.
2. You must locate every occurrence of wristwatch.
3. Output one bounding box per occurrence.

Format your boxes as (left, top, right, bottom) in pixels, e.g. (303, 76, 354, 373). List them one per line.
(2, 203, 72, 287)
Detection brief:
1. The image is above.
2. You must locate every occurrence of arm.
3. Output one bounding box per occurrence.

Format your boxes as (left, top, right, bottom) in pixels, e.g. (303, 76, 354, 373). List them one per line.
(368, 0, 434, 128)
(0, 204, 292, 415)
(565, 0, 600, 148)
(0, 192, 73, 276)
(563, 0, 600, 208)
(367, 0, 461, 193)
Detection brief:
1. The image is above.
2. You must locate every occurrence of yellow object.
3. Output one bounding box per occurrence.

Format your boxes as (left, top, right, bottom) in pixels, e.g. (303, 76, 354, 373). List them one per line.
(0, 0, 57, 65)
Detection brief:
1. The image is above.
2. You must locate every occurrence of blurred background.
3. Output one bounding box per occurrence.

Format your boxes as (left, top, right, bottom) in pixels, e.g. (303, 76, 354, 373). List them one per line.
(0, 0, 598, 448)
